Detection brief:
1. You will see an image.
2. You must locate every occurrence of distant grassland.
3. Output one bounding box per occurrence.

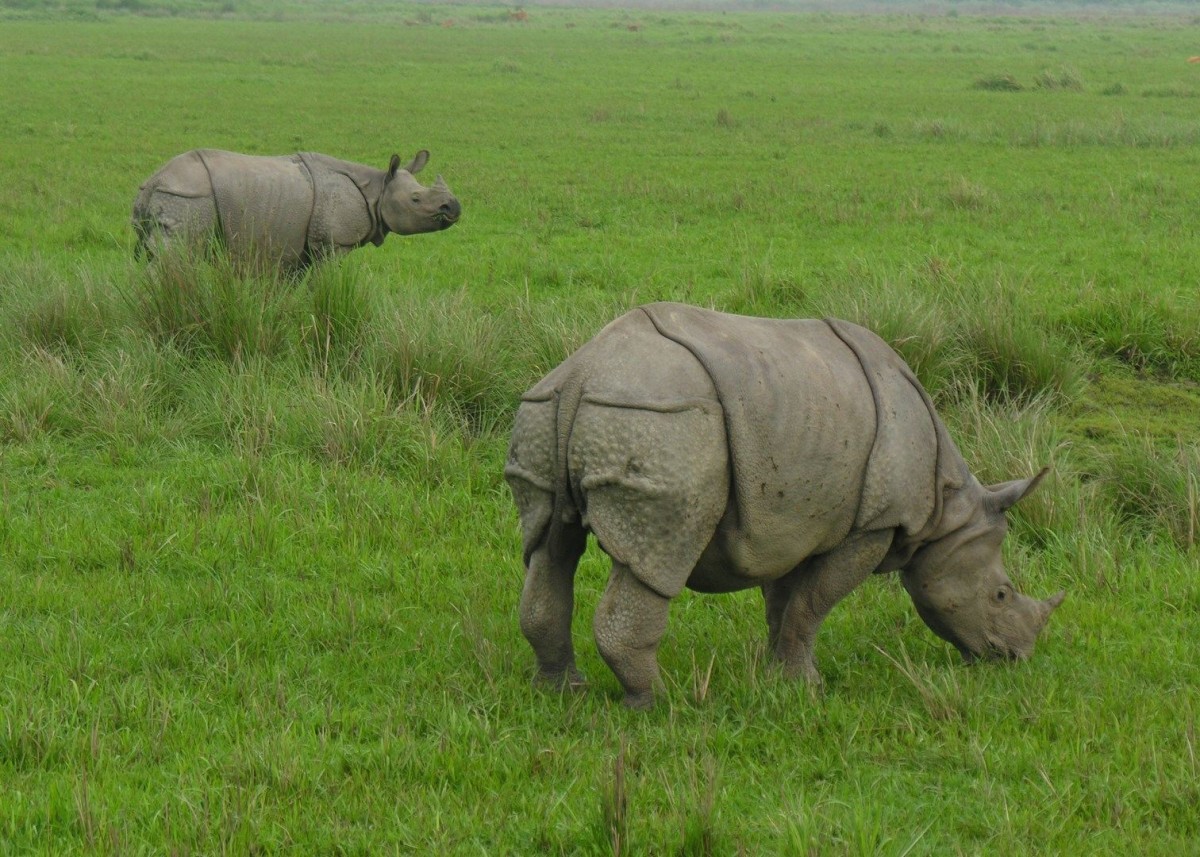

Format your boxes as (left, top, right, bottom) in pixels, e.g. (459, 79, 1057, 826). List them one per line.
(1, 4, 1200, 853)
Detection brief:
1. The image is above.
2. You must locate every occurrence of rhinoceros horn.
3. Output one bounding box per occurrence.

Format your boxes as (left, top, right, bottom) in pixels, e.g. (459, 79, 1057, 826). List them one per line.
(986, 588, 1064, 662)
(1036, 590, 1067, 627)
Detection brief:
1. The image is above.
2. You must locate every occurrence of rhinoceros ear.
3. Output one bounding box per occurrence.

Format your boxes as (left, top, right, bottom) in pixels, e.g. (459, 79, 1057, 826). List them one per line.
(386, 154, 402, 181)
(404, 150, 430, 175)
(985, 467, 1049, 513)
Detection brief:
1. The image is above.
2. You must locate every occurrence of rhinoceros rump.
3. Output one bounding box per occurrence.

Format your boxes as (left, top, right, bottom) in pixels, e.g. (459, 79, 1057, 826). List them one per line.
(132, 149, 459, 272)
(505, 302, 1065, 708)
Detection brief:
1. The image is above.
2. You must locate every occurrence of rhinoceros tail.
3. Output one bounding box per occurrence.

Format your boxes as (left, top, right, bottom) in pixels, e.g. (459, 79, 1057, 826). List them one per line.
(130, 178, 163, 259)
(131, 196, 151, 260)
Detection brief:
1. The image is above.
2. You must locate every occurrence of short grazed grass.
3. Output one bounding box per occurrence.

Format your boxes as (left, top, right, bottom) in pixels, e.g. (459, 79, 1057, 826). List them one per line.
(1, 2, 1199, 853)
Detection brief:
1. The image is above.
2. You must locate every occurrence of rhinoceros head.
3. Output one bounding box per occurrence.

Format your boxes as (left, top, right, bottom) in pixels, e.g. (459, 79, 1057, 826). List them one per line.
(378, 151, 461, 236)
(901, 470, 1065, 663)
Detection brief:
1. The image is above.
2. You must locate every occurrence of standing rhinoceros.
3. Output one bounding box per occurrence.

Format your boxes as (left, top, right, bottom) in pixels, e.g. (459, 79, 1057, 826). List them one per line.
(505, 302, 1065, 709)
(131, 149, 460, 272)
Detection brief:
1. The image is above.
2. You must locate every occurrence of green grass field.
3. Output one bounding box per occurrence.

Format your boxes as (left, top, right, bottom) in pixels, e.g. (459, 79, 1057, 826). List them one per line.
(2, 1, 1199, 852)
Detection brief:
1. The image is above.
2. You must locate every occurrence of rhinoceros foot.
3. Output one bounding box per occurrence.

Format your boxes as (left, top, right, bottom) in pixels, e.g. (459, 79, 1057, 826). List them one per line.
(622, 690, 655, 711)
(775, 654, 824, 688)
(532, 666, 588, 692)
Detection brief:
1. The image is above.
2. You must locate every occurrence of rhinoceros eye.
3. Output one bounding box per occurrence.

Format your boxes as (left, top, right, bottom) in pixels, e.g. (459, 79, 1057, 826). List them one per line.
(994, 587, 1008, 602)
(411, 193, 422, 204)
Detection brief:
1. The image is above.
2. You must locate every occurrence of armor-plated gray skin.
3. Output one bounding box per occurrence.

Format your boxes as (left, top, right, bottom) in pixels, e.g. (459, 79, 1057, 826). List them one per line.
(505, 303, 1066, 709)
(132, 149, 460, 272)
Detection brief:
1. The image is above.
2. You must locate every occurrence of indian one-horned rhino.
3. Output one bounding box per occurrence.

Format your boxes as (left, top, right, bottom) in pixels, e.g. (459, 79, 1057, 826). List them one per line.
(505, 302, 1065, 709)
(131, 149, 460, 273)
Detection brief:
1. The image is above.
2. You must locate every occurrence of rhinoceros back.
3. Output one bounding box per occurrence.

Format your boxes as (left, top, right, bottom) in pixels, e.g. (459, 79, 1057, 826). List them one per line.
(197, 150, 314, 270)
(641, 303, 881, 576)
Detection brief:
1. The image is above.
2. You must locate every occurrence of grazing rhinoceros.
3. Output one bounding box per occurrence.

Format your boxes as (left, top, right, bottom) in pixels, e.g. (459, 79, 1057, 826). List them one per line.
(131, 149, 460, 272)
(505, 302, 1065, 709)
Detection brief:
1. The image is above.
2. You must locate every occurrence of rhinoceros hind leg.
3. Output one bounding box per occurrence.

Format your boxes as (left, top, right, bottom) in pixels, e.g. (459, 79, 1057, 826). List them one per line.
(764, 530, 894, 685)
(133, 191, 218, 260)
(520, 521, 588, 690)
(594, 562, 671, 709)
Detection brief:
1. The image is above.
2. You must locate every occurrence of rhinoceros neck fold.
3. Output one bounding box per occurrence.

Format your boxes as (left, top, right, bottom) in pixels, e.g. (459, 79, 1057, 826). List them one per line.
(366, 193, 388, 246)
(297, 152, 387, 248)
(821, 317, 959, 543)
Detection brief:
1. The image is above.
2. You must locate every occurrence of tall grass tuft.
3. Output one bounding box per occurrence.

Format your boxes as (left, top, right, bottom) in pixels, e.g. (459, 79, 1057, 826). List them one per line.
(0, 347, 85, 442)
(132, 247, 296, 364)
(1035, 67, 1084, 91)
(282, 372, 458, 478)
(508, 290, 630, 380)
(76, 343, 180, 448)
(182, 359, 284, 460)
(19, 288, 105, 355)
(945, 176, 992, 211)
(303, 263, 374, 375)
(598, 739, 630, 856)
(973, 74, 1024, 92)
(749, 268, 1086, 406)
(1093, 437, 1199, 551)
(1058, 291, 1200, 380)
(721, 255, 807, 318)
(0, 259, 117, 357)
(368, 292, 520, 436)
(679, 756, 722, 855)
(952, 285, 1086, 406)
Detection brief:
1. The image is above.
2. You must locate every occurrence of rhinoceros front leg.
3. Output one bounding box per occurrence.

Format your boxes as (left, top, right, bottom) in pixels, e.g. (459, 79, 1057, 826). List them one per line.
(764, 530, 894, 685)
(520, 522, 588, 690)
(594, 562, 671, 710)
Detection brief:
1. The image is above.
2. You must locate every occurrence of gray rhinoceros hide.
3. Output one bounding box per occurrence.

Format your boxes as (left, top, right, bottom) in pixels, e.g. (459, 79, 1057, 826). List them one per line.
(505, 302, 1065, 708)
(132, 149, 460, 272)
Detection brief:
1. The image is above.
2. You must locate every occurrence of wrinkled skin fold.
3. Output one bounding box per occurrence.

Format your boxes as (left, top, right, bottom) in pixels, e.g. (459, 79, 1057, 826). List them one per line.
(506, 303, 1065, 708)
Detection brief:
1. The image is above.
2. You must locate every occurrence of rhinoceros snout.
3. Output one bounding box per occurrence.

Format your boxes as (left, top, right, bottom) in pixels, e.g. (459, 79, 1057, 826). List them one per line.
(438, 199, 461, 225)
(968, 589, 1066, 663)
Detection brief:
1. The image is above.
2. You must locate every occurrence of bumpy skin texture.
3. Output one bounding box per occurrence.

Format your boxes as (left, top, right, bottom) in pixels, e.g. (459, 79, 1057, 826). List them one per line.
(505, 303, 1065, 708)
(131, 149, 460, 273)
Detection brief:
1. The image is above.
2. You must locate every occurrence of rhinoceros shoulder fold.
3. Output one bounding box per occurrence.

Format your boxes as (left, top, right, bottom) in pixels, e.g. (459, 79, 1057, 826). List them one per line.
(823, 318, 961, 538)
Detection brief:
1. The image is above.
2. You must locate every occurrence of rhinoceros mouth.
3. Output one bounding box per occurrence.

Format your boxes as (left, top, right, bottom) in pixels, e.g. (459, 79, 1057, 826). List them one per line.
(436, 199, 461, 227)
(971, 646, 1018, 663)
(964, 632, 1030, 664)
(959, 647, 1013, 665)
(950, 632, 1012, 664)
